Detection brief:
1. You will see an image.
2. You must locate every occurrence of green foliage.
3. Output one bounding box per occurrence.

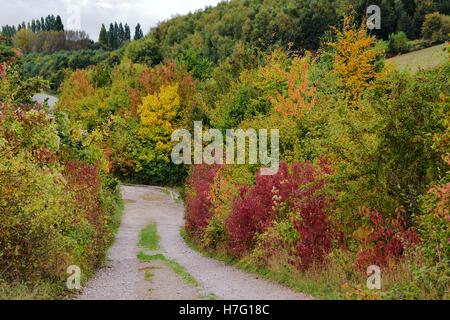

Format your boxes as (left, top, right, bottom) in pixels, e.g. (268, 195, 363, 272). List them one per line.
(19, 50, 111, 92)
(388, 32, 410, 55)
(125, 38, 162, 66)
(181, 18, 449, 299)
(0, 64, 47, 105)
(0, 55, 121, 298)
(0, 44, 16, 63)
(422, 12, 450, 43)
(6, 2, 448, 299)
(134, 23, 144, 41)
(99, 22, 132, 50)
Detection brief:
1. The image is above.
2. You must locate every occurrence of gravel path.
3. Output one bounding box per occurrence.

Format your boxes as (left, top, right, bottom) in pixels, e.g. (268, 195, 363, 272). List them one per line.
(77, 185, 312, 300)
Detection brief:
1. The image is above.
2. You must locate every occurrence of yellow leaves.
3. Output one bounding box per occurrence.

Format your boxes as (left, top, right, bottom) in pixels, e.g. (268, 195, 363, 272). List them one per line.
(353, 226, 373, 241)
(12, 29, 36, 54)
(138, 83, 181, 155)
(329, 16, 385, 103)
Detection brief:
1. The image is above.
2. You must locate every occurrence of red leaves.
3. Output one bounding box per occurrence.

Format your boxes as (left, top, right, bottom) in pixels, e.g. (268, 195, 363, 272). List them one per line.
(292, 184, 333, 269)
(355, 208, 419, 271)
(64, 161, 102, 226)
(64, 160, 100, 191)
(226, 161, 333, 269)
(0, 63, 5, 78)
(185, 164, 221, 234)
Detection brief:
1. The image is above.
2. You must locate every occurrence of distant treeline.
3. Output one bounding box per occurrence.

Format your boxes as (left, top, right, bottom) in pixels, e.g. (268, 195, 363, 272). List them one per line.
(10, 29, 93, 53)
(1, 16, 145, 53)
(98, 22, 144, 50)
(1, 14, 64, 39)
(0, 14, 93, 53)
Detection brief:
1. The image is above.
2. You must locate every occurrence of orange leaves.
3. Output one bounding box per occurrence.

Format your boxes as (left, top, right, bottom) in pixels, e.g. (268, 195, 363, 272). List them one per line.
(138, 61, 195, 96)
(269, 55, 316, 118)
(68, 70, 95, 98)
(427, 182, 450, 221)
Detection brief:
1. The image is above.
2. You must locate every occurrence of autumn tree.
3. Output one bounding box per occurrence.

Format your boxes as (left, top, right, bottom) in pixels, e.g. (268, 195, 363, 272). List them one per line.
(138, 84, 180, 157)
(328, 17, 385, 104)
(12, 28, 36, 53)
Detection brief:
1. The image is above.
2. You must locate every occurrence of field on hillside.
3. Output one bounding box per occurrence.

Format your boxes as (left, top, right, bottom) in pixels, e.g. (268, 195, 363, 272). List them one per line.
(388, 43, 448, 72)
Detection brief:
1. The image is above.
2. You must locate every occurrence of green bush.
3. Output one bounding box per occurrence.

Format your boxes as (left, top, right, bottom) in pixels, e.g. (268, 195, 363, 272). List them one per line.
(124, 38, 162, 66)
(0, 58, 121, 298)
(0, 44, 15, 63)
(388, 32, 410, 55)
(19, 50, 110, 91)
(422, 12, 450, 44)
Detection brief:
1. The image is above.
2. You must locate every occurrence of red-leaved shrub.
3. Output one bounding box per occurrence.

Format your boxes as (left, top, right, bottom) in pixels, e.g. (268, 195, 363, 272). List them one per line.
(226, 161, 333, 269)
(64, 160, 101, 225)
(185, 164, 221, 234)
(355, 208, 419, 271)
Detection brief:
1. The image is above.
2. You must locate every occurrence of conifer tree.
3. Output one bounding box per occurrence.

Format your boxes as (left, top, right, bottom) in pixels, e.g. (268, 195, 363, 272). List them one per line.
(55, 15, 64, 32)
(134, 23, 143, 40)
(99, 24, 108, 48)
(119, 22, 125, 43)
(113, 22, 119, 49)
(108, 23, 115, 49)
(124, 23, 131, 41)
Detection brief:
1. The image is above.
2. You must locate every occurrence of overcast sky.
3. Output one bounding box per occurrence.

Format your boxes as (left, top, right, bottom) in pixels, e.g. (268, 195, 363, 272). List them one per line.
(0, 0, 224, 40)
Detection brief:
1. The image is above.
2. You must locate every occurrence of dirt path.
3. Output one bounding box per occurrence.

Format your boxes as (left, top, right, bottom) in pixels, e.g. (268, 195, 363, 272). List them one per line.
(77, 185, 312, 300)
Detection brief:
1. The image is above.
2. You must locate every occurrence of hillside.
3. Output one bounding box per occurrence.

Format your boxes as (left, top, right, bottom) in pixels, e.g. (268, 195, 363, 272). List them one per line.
(388, 43, 448, 73)
(1, 0, 449, 302)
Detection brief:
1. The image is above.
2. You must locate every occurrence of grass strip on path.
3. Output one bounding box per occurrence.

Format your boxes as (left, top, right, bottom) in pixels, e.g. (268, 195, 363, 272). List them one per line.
(137, 223, 202, 290)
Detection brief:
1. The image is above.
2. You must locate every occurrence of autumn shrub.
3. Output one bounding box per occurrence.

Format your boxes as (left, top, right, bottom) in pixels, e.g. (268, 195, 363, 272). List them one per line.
(354, 208, 419, 272)
(202, 165, 255, 250)
(414, 167, 450, 298)
(0, 143, 78, 282)
(0, 61, 121, 297)
(422, 12, 450, 44)
(185, 164, 221, 236)
(57, 60, 195, 185)
(318, 32, 449, 244)
(226, 161, 333, 270)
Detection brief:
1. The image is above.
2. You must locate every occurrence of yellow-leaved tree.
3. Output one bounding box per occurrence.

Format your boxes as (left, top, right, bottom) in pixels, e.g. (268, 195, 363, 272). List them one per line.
(328, 16, 385, 104)
(138, 83, 181, 158)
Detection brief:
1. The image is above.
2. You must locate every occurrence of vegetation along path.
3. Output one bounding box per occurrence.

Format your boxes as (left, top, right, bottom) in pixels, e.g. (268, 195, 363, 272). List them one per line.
(77, 185, 312, 300)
